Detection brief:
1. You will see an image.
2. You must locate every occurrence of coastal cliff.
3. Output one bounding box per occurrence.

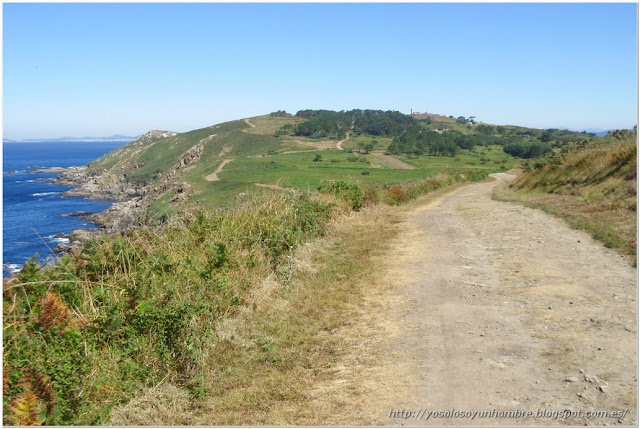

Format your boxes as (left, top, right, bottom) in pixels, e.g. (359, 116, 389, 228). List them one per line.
(48, 130, 179, 250)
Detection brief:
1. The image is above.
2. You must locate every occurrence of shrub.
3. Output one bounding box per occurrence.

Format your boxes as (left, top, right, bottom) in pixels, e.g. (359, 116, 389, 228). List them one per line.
(384, 186, 410, 205)
(317, 180, 364, 211)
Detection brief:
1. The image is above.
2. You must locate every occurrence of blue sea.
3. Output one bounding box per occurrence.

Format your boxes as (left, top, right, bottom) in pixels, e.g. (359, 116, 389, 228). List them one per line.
(3, 141, 127, 276)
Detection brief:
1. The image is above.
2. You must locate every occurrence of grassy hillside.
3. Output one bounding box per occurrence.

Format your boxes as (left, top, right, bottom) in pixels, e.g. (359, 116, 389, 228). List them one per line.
(83, 112, 531, 221)
(73, 110, 599, 225)
(495, 128, 637, 262)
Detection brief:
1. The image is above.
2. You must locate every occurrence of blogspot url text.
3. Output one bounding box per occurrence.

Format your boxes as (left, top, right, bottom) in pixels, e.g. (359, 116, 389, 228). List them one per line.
(388, 408, 628, 420)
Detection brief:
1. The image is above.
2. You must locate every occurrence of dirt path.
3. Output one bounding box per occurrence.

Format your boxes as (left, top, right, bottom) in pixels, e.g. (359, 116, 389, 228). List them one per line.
(205, 159, 234, 182)
(288, 132, 351, 153)
(336, 132, 351, 150)
(244, 118, 256, 128)
(371, 152, 417, 170)
(312, 173, 637, 426)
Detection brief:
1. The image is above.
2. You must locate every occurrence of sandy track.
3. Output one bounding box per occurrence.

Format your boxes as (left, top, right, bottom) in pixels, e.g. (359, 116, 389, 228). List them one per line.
(372, 152, 416, 170)
(241, 118, 257, 134)
(313, 174, 637, 426)
(205, 159, 234, 182)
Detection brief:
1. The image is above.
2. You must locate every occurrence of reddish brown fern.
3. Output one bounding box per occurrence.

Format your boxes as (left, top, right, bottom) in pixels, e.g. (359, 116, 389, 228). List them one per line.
(35, 292, 69, 332)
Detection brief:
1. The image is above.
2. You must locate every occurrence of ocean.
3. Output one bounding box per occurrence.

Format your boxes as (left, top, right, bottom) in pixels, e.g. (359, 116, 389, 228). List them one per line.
(3, 141, 127, 276)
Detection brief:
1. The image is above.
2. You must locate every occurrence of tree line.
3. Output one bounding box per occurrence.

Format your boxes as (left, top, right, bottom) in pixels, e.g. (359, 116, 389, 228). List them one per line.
(282, 109, 418, 139)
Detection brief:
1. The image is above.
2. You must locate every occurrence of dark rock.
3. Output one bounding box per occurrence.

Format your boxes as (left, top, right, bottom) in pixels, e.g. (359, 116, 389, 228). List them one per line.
(584, 375, 606, 385)
(30, 167, 68, 173)
(59, 211, 95, 218)
(54, 243, 73, 253)
(68, 228, 103, 244)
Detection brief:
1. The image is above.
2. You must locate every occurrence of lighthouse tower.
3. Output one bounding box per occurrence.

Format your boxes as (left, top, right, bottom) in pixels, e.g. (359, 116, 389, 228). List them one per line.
(411, 107, 414, 115)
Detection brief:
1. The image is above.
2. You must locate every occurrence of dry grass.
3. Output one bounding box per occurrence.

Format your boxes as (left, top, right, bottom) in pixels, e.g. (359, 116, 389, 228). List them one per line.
(108, 384, 193, 426)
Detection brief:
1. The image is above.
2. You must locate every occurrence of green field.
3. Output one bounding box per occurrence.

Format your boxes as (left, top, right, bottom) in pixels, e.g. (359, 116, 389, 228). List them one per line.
(391, 145, 519, 173)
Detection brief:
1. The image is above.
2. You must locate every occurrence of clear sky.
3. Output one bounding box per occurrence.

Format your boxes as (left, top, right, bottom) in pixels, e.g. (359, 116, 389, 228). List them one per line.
(3, 2, 638, 139)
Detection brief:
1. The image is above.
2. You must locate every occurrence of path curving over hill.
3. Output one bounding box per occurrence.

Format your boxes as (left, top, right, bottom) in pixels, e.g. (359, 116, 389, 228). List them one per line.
(311, 173, 637, 426)
(205, 159, 234, 182)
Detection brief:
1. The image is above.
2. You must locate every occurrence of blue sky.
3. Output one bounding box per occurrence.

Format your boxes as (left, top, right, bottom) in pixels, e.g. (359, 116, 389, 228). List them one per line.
(3, 3, 637, 139)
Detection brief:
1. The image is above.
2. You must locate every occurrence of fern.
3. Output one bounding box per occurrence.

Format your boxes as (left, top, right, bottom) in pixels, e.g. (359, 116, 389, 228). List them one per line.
(8, 391, 44, 425)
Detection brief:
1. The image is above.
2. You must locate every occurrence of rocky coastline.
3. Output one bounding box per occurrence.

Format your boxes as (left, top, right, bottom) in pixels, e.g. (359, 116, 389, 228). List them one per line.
(37, 166, 149, 253)
(35, 130, 182, 253)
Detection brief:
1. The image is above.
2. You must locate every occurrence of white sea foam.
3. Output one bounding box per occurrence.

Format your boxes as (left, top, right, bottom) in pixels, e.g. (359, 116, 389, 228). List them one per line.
(31, 192, 60, 197)
(3, 263, 22, 273)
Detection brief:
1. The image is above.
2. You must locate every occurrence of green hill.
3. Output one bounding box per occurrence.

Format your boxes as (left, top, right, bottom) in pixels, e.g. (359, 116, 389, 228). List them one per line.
(61, 108, 599, 226)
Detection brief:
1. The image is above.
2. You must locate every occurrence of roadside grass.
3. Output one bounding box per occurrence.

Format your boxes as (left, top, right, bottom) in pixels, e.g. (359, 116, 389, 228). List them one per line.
(494, 132, 637, 264)
(185, 204, 398, 425)
(3, 169, 489, 425)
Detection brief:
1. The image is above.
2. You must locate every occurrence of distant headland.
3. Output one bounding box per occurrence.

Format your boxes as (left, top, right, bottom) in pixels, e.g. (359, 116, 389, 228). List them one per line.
(3, 134, 140, 143)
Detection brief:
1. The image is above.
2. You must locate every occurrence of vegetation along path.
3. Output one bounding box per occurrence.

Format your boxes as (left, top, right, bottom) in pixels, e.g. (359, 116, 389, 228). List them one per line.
(312, 173, 636, 426)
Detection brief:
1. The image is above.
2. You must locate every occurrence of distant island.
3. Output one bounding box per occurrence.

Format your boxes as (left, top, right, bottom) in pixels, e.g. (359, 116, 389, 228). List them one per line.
(3, 134, 140, 143)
